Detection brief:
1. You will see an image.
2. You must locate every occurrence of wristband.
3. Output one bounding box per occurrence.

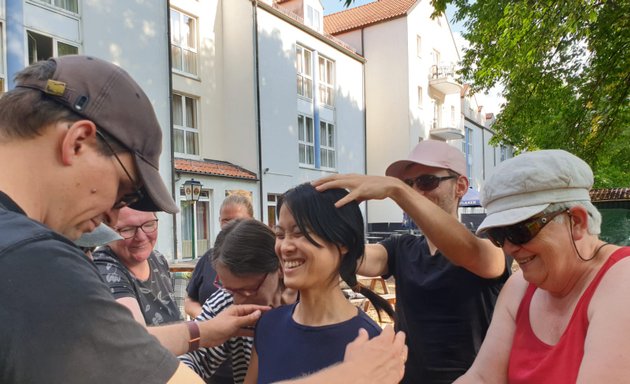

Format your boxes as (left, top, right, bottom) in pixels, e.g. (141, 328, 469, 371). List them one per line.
(186, 321, 200, 353)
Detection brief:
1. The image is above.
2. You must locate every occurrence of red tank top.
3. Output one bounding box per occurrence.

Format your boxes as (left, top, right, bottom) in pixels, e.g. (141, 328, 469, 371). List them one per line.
(508, 247, 630, 383)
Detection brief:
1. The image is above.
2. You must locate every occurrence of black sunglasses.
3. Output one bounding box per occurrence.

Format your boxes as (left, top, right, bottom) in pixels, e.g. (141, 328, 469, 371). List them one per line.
(484, 210, 568, 247)
(404, 174, 457, 191)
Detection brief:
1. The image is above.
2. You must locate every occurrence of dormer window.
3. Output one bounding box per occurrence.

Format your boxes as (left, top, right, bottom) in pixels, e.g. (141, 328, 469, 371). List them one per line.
(305, 4, 321, 32)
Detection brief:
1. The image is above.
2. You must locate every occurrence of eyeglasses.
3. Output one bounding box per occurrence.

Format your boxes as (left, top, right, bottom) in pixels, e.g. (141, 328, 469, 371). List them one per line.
(404, 174, 457, 191)
(116, 219, 159, 239)
(214, 272, 268, 297)
(484, 210, 568, 247)
(95, 130, 144, 210)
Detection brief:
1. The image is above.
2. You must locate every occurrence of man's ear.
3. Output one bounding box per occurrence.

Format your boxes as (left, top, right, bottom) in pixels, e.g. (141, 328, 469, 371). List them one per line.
(60, 120, 98, 166)
(455, 174, 469, 199)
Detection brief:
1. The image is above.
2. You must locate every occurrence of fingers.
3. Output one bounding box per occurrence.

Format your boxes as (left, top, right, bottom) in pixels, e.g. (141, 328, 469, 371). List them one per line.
(226, 304, 270, 316)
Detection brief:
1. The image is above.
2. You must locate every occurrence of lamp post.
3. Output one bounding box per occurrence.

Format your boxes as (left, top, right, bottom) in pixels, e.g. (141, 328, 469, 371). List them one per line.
(183, 179, 202, 259)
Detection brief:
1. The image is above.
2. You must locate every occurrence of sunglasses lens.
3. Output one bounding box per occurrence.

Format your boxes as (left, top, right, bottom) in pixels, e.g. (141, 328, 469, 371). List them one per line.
(506, 224, 535, 245)
(416, 175, 439, 191)
(486, 228, 505, 247)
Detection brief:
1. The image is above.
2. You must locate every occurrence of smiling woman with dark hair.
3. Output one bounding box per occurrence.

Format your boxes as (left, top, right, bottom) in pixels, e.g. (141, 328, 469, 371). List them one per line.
(244, 183, 395, 384)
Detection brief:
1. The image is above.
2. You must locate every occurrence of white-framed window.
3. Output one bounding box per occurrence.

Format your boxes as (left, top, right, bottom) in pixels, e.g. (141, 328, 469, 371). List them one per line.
(417, 86, 423, 108)
(318, 55, 335, 107)
(298, 114, 315, 166)
(179, 188, 210, 259)
(451, 105, 456, 126)
(170, 9, 198, 75)
(267, 193, 282, 227)
(416, 35, 422, 58)
(463, 127, 473, 179)
(36, 0, 78, 13)
(0, 24, 5, 95)
(27, 30, 79, 64)
(296, 45, 313, 99)
(305, 5, 321, 31)
(500, 145, 509, 162)
(172, 93, 199, 156)
(320, 121, 336, 169)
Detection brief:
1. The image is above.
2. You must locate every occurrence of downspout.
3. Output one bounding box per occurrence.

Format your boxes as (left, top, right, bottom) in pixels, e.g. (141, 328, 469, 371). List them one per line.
(252, 0, 265, 219)
(166, 0, 179, 259)
(361, 28, 369, 226)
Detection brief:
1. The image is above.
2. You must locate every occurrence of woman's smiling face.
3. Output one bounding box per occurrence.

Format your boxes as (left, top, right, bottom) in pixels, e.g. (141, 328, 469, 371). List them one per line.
(274, 205, 342, 291)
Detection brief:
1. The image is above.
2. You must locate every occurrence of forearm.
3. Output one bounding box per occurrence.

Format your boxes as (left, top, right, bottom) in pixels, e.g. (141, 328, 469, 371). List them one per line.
(389, 182, 504, 277)
(148, 322, 191, 356)
(184, 297, 203, 318)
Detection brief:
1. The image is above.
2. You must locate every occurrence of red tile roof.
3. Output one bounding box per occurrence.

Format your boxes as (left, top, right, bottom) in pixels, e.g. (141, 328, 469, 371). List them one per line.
(175, 158, 258, 180)
(590, 188, 630, 202)
(324, 0, 417, 35)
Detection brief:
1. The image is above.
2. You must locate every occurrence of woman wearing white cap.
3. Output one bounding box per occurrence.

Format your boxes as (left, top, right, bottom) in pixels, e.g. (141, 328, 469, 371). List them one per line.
(454, 149, 630, 383)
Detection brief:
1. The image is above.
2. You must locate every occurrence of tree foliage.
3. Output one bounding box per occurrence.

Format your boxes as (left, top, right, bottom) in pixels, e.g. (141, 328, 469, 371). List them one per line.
(343, 0, 630, 187)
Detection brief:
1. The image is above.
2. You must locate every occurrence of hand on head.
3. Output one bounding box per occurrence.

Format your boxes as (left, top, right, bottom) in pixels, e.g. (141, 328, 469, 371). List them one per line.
(312, 174, 405, 208)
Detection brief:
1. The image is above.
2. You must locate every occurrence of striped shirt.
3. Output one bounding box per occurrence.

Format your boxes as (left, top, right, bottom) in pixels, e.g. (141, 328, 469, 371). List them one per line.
(179, 289, 253, 384)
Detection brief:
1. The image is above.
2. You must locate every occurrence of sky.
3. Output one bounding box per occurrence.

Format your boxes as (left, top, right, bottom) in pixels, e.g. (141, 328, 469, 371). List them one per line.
(319, 0, 505, 113)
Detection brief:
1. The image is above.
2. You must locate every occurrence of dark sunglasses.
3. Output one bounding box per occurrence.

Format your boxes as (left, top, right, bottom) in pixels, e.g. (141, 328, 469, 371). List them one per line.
(404, 174, 457, 191)
(484, 210, 568, 247)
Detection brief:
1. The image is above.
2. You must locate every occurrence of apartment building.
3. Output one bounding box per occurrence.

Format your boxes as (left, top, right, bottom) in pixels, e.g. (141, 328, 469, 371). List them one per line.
(3, 0, 177, 257)
(170, 0, 366, 258)
(325, 0, 511, 229)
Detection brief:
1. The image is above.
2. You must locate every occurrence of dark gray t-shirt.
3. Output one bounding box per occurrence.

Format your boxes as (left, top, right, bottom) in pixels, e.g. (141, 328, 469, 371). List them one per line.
(94, 247, 182, 325)
(0, 191, 179, 383)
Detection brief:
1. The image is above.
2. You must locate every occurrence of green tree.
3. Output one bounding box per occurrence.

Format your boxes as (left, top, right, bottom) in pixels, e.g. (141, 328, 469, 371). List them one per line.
(342, 0, 630, 187)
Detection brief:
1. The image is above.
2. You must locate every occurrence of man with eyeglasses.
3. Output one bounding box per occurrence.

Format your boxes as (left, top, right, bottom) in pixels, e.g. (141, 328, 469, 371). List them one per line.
(315, 139, 510, 384)
(94, 208, 181, 326)
(0, 56, 407, 384)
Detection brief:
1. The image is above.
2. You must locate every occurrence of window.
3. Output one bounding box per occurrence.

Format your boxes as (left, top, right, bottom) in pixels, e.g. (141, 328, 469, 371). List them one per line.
(267, 193, 282, 227)
(463, 127, 473, 180)
(172, 93, 199, 156)
(170, 9, 198, 75)
(179, 188, 210, 258)
(318, 56, 335, 107)
(296, 45, 313, 99)
(0, 24, 4, 95)
(36, 0, 78, 13)
(27, 31, 78, 64)
(451, 105, 456, 126)
(500, 145, 509, 162)
(298, 114, 315, 166)
(417, 86, 423, 108)
(416, 35, 422, 58)
(305, 5, 321, 31)
(320, 121, 336, 169)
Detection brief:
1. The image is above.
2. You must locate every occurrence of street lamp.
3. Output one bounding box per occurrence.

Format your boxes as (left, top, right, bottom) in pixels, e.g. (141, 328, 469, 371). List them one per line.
(183, 179, 202, 259)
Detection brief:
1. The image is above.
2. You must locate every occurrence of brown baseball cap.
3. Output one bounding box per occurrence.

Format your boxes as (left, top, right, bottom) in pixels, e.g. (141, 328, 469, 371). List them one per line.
(16, 55, 178, 213)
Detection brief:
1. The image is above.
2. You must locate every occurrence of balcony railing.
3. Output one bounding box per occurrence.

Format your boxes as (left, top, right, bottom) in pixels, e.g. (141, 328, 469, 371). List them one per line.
(429, 65, 462, 95)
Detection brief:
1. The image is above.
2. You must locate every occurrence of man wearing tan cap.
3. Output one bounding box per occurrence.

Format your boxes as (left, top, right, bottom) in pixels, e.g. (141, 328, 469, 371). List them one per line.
(315, 139, 510, 384)
(0, 56, 406, 384)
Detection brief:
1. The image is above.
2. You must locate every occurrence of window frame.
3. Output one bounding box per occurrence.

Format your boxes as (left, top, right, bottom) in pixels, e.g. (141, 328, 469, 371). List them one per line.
(296, 45, 313, 100)
(298, 114, 315, 167)
(172, 93, 200, 157)
(318, 55, 335, 107)
(170, 8, 198, 76)
(34, 0, 79, 14)
(27, 30, 79, 65)
(319, 120, 336, 170)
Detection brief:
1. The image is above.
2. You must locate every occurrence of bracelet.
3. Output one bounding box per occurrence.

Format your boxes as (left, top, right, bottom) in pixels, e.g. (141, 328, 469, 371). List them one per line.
(186, 321, 200, 353)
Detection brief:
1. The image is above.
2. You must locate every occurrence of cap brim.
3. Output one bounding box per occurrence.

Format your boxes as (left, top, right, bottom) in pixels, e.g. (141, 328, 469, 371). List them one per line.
(131, 154, 179, 213)
(476, 203, 549, 235)
(75, 223, 122, 247)
(386, 159, 457, 179)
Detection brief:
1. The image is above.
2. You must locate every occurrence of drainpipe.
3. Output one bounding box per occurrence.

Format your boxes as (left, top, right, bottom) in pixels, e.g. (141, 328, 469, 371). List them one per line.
(252, 0, 265, 219)
(166, 0, 179, 259)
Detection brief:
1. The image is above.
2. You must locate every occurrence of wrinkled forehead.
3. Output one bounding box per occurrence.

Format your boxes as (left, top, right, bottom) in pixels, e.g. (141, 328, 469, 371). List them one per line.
(115, 207, 157, 226)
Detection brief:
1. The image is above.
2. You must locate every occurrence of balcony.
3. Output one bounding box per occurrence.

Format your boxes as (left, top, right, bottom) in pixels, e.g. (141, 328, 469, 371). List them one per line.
(430, 119, 464, 140)
(429, 65, 463, 95)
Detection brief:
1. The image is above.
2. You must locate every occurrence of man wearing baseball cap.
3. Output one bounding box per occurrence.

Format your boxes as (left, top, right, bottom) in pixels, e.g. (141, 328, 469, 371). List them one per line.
(315, 139, 510, 384)
(0, 56, 407, 384)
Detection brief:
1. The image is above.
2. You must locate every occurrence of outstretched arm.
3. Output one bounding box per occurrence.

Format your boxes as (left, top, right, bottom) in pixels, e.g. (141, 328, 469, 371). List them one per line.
(314, 174, 505, 279)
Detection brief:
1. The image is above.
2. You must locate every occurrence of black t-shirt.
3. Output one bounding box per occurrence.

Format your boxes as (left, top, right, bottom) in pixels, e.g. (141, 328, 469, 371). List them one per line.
(0, 191, 179, 384)
(382, 234, 510, 384)
(186, 249, 219, 305)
